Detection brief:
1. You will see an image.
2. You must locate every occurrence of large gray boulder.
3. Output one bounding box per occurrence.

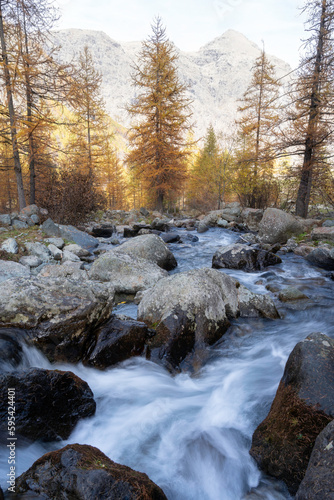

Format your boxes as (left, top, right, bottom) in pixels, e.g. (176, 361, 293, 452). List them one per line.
(15, 444, 167, 500)
(0, 260, 30, 283)
(250, 332, 334, 495)
(259, 208, 305, 244)
(295, 419, 334, 500)
(25, 242, 51, 262)
(0, 276, 114, 363)
(306, 246, 334, 270)
(137, 268, 279, 372)
(311, 226, 334, 242)
(114, 233, 177, 270)
(58, 224, 99, 250)
(1, 238, 18, 254)
(89, 252, 168, 294)
(212, 243, 282, 271)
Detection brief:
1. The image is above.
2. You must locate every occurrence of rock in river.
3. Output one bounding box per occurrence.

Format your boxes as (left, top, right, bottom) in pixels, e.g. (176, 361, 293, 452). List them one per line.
(15, 444, 167, 499)
(212, 243, 282, 271)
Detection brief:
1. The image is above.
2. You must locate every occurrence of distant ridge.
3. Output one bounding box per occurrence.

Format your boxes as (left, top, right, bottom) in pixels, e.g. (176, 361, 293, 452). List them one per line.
(51, 28, 290, 138)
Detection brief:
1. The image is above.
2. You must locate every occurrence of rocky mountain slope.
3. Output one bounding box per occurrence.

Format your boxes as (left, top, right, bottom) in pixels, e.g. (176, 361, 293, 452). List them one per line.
(50, 28, 290, 139)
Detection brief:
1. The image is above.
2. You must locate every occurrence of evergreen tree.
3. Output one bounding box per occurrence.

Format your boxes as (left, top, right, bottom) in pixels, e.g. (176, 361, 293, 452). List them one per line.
(235, 49, 280, 208)
(127, 17, 193, 212)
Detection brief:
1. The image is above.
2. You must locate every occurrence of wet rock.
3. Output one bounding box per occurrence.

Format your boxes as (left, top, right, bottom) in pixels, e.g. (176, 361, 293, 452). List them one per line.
(1, 238, 18, 254)
(25, 242, 51, 262)
(89, 252, 168, 294)
(295, 419, 334, 500)
(279, 287, 309, 302)
(197, 221, 209, 233)
(306, 247, 334, 270)
(15, 443, 167, 499)
(311, 226, 334, 242)
(212, 244, 282, 272)
(0, 260, 30, 283)
(0, 276, 114, 363)
(123, 226, 138, 237)
(259, 208, 305, 244)
(159, 232, 181, 243)
(138, 268, 279, 372)
(85, 315, 154, 369)
(150, 218, 170, 232)
(58, 224, 99, 250)
(0, 329, 23, 370)
(114, 233, 177, 271)
(92, 225, 116, 238)
(0, 369, 96, 441)
(250, 332, 334, 494)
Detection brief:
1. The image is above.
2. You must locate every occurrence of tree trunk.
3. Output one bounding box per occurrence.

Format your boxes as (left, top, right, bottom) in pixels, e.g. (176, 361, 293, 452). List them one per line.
(0, 3, 26, 210)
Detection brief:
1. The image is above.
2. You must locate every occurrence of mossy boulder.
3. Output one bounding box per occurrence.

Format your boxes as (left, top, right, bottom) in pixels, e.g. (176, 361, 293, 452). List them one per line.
(250, 332, 334, 494)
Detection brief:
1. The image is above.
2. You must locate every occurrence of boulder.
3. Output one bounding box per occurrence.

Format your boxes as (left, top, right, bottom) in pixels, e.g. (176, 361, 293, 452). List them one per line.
(311, 226, 334, 242)
(0, 276, 114, 363)
(47, 243, 63, 261)
(150, 217, 170, 232)
(84, 315, 154, 369)
(323, 219, 334, 227)
(250, 332, 334, 494)
(38, 263, 87, 279)
(0, 260, 30, 283)
(1, 238, 18, 254)
(15, 444, 167, 499)
(44, 237, 65, 249)
(114, 233, 177, 271)
(306, 247, 334, 270)
(138, 268, 279, 372)
(0, 214, 11, 226)
(12, 219, 28, 229)
(159, 232, 181, 243)
(89, 252, 168, 294)
(41, 218, 62, 237)
(25, 242, 51, 262)
(30, 213, 40, 224)
(295, 419, 334, 500)
(140, 206, 150, 216)
(0, 369, 96, 441)
(58, 224, 99, 250)
(92, 225, 116, 238)
(19, 255, 43, 268)
(61, 249, 81, 263)
(212, 244, 282, 272)
(20, 204, 39, 217)
(197, 221, 209, 233)
(241, 208, 264, 231)
(259, 208, 305, 244)
(63, 244, 91, 258)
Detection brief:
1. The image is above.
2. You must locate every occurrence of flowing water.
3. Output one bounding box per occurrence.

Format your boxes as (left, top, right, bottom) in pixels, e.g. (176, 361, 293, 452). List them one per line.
(1, 227, 334, 499)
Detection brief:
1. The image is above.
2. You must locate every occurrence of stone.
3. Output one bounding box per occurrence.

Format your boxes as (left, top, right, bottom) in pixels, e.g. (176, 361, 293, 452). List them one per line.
(159, 232, 181, 243)
(295, 420, 334, 500)
(30, 213, 40, 224)
(92, 225, 116, 238)
(217, 218, 229, 228)
(0, 329, 24, 370)
(140, 206, 150, 216)
(0, 276, 114, 363)
(1, 237, 18, 254)
(63, 243, 91, 258)
(0, 368, 96, 441)
(259, 208, 305, 244)
(250, 332, 334, 494)
(58, 224, 99, 250)
(114, 233, 177, 270)
(41, 218, 61, 237)
(241, 208, 264, 231)
(20, 204, 39, 217)
(306, 247, 334, 270)
(0, 214, 11, 226)
(197, 221, 209, 233)
(212, 244, 282, 271)
(38, 263, 87, 280)
(85, 315, 154, 369)
(293, 245, 314, 257)
(89, 252, 168, 294)
(44, 237, 65, 249)
(311, 226, 334, 242)
(138, 268, 279, 372)
(25, 241, 51, 262)
(0, 260, 30, 283)
(279, 287, 309, 302)
(322, 219, 334, 227)
(48, 243, 63, 260)
(150, 217, 170, 232)
(19, 255, 43, 268)
(12, 219, 28, 229)
(15, 444, 167, 499)
(62, 249, 81, 263)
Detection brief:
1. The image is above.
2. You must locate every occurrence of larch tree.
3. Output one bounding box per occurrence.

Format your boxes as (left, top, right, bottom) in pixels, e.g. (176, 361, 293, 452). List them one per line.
(235, 49, 281, 208)
(284, 0, 334, 217)
(127, 17, 193, 212)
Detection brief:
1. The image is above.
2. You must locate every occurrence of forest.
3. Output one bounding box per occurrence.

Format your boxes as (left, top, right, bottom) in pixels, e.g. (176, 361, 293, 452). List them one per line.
(0, 0, 334, 223)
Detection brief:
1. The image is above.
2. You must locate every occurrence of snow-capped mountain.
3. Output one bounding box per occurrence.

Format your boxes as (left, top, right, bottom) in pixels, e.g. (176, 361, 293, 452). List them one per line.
(50, 28, 290, 139)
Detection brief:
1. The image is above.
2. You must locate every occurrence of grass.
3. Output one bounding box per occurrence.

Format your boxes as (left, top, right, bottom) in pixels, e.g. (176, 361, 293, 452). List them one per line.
(0, 226, 46, 262)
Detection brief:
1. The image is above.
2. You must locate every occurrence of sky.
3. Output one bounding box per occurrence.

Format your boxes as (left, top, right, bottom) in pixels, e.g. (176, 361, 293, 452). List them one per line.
(54, 0, 308, 69)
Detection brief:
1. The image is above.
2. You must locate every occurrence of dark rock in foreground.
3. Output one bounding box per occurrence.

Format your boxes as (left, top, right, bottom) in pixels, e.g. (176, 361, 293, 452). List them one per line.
(250, 332, 334, 494)
(15, 443, 167, 499)
(0, 329, 23, 370)
(212, 243, 282, 271)
(85, 315, 154, 369)
(295, 419, 334, 500)
(0, 369, 96, 441)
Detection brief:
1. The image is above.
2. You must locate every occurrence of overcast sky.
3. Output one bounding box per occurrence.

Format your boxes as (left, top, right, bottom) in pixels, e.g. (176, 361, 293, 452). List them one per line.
(55, 0, 308, 68)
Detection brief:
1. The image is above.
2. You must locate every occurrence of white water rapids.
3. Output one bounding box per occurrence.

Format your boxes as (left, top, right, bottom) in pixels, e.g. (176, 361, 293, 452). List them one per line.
(1, 227, 334, 499)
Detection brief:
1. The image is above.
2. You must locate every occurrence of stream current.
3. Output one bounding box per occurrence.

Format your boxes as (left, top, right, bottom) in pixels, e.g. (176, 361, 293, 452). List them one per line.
(1, 227, 334, 499)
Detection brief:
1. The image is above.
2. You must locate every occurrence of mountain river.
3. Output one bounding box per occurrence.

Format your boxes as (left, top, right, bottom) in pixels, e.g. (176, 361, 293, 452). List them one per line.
(1, 227, 334, 499)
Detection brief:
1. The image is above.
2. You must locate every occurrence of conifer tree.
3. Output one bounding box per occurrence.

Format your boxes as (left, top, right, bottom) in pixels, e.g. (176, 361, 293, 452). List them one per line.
(235, 49, 280, 208)
(127, 17, 193, 212)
